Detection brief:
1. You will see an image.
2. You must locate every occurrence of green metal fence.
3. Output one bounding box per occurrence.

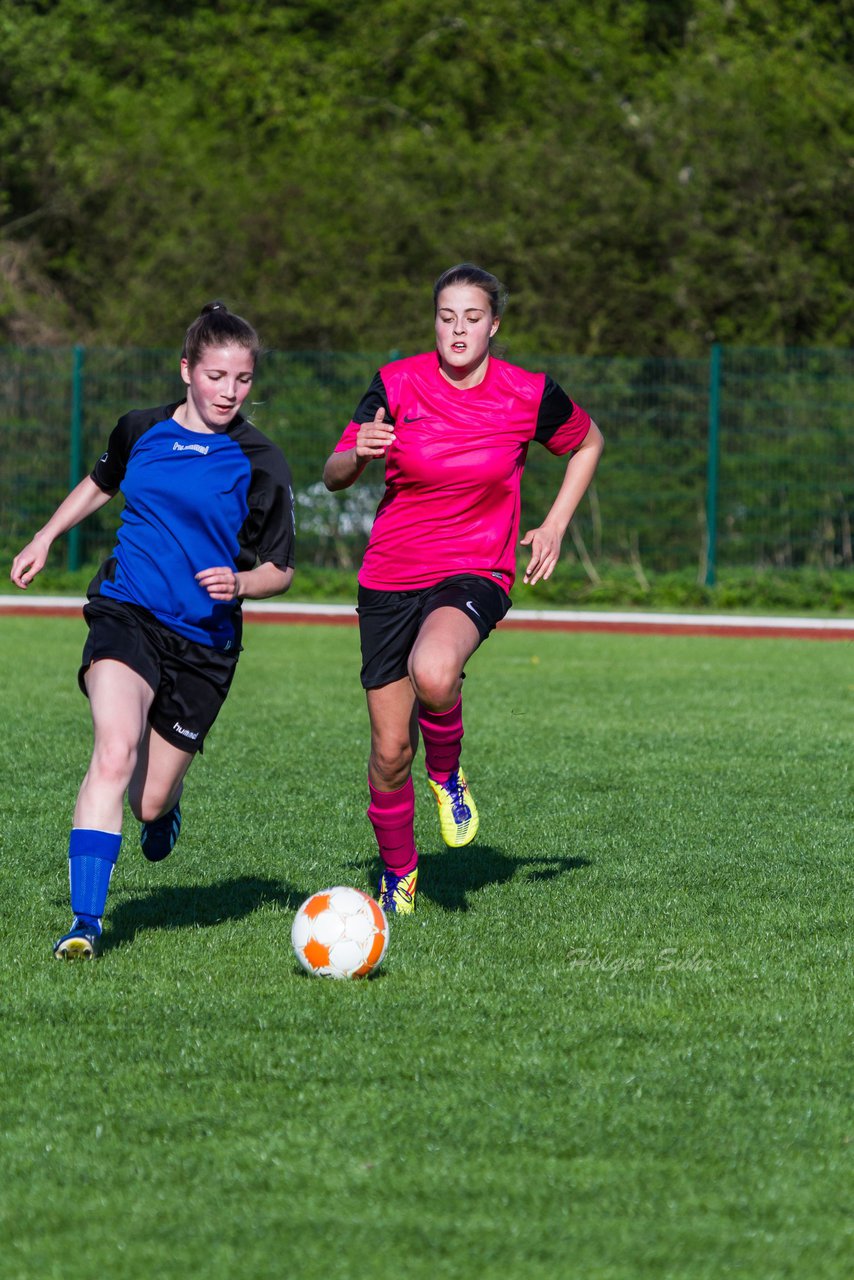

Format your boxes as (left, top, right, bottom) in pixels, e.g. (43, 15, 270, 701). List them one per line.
(2, 344, 852, 582)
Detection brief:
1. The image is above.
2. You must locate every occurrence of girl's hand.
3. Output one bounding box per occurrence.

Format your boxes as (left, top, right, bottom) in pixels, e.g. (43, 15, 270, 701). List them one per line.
(196, 566, 241, 601)
(520, 526, 561, 586)
(11, 536, 50, 589)
(355, 407, 395, 460)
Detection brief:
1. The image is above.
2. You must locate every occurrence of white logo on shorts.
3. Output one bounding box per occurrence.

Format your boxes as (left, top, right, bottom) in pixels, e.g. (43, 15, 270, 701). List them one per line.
(173, 721, 199, 740)
(465, 600, 481, 618)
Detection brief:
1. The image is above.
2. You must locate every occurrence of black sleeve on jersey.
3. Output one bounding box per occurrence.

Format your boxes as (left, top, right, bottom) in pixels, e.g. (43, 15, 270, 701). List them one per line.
(90, 402, 182, 493)
(533, 377, 577, 446)
(351, 371, 393, 425)
(236, 434, 296, 573)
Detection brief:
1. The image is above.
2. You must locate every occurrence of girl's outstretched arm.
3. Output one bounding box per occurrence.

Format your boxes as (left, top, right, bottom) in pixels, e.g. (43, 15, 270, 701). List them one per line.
(11, 476, 114, 588)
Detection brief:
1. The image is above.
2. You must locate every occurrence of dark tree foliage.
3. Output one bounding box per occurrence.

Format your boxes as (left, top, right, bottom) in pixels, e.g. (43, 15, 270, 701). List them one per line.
(0, 0, 851, 354)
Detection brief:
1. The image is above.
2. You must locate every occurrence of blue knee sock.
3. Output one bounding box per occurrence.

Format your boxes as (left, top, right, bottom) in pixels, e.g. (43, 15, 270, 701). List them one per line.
(69, 829, 122, 932)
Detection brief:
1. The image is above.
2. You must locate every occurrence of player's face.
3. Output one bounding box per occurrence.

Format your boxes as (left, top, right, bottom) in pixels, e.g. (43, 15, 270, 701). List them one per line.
(180, 343, 255, 432)
(435, 285, 500, 385)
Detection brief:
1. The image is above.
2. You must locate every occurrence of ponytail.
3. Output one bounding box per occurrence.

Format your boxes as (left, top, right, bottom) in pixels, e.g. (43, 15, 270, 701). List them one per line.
(182, 301, 261, 368)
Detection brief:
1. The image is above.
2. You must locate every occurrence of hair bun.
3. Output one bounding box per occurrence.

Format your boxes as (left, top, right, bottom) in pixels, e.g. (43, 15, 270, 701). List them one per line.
(182, 302, 261, 368)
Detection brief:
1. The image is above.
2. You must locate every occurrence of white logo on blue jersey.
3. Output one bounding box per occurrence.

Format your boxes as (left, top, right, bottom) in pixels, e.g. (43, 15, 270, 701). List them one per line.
(172, 441, 210, 456)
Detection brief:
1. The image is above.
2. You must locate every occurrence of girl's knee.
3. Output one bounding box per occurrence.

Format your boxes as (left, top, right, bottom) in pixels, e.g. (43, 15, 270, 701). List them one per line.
(90, 739, 137, 791)
(132, 797, 168, 824)
(408, 662, 460, 712)
(370, 741, 415, 788)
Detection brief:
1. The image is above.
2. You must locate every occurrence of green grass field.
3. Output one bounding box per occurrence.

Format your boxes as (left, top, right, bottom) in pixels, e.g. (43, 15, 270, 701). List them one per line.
(1, 616, 851, 1279)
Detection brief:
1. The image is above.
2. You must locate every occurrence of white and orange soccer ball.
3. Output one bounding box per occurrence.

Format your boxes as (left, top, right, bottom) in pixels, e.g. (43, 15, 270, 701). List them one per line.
(291, 886, 389, 979)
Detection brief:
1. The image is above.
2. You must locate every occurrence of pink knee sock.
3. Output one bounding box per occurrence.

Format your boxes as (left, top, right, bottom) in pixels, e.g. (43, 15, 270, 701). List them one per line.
(367, 777, 418, 876)
(418, 697, 464, 784)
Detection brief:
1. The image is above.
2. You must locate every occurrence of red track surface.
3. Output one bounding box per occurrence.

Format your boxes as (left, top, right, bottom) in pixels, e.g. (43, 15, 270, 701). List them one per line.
(3, 598, 853, 641)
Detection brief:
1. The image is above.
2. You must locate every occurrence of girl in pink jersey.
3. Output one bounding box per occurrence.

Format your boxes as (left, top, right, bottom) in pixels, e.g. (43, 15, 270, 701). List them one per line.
(323, 264, 604, 914)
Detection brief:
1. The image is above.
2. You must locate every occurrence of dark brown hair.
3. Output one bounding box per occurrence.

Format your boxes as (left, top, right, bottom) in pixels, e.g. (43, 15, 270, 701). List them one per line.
(181, 301, 261, 369)
(432, 263, 509, 319)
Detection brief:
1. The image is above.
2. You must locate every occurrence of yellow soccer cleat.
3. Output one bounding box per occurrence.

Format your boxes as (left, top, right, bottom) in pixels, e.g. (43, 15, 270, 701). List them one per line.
(53, 918, 100, 960)
(428, 768, 479, 848)
(377, 867, 418, 916)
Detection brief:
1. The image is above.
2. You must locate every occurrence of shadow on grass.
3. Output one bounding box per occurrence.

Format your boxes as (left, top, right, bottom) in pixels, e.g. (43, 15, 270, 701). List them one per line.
(423, 845, 591, 912)
(101, 876, 305, 953)
(347, 844, 591, 914)
(81, 851, 590, 949)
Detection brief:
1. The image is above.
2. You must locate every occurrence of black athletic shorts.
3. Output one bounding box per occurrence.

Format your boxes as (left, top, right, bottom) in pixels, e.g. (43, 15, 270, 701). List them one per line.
(78, 596, 241, 753)
(357, 573, 512, 690)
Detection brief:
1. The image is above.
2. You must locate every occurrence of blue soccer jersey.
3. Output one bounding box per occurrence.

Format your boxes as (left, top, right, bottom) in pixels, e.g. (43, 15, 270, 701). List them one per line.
(88, 403, 294, 649)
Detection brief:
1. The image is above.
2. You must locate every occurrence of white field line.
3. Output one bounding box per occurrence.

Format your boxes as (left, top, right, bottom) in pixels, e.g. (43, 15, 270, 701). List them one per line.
(1, 595, 853, 635)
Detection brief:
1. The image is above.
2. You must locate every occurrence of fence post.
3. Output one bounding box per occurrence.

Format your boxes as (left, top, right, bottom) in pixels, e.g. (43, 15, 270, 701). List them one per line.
(705, 343, 722, 586)
(67, 344, 85, 572)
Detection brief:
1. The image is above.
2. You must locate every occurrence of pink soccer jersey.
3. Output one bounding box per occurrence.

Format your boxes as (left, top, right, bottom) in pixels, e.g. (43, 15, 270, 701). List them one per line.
(334, 350, 591, 591)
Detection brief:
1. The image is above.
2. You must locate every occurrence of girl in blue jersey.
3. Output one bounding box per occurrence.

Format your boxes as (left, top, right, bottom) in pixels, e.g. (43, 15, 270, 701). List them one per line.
(11, 303, 295, 959)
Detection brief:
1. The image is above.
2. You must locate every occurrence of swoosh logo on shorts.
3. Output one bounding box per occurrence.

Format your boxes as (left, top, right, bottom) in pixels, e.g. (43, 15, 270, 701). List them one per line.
(466, 600, 481, 618)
